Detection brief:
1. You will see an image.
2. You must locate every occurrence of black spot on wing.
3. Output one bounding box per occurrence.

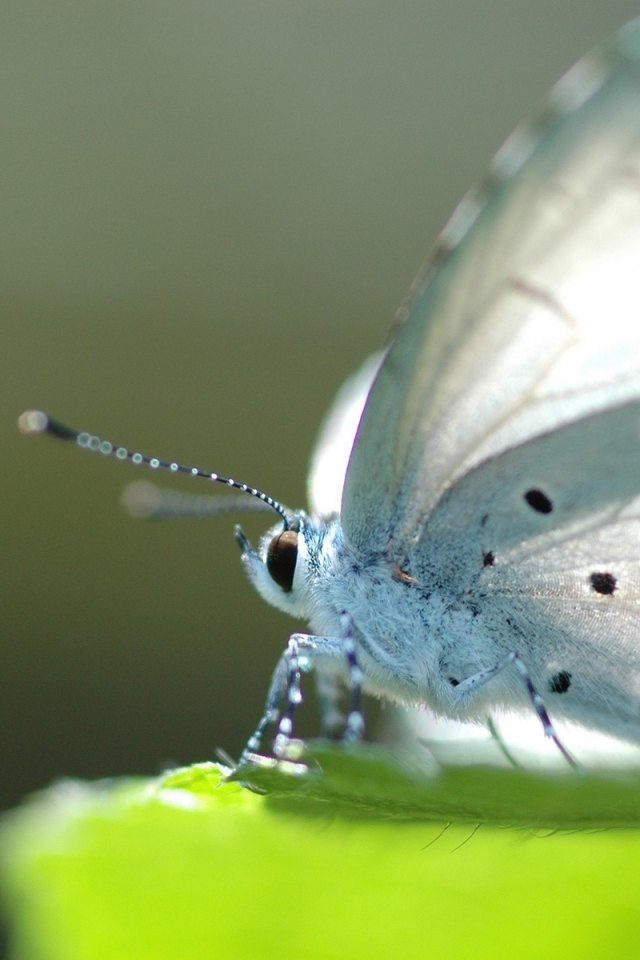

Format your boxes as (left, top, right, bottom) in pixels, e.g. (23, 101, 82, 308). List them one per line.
(524, 489, 553, 514)
(483, 551, 495, 567)
(589, 572, 617, 595)
(548, 670, 571, 694)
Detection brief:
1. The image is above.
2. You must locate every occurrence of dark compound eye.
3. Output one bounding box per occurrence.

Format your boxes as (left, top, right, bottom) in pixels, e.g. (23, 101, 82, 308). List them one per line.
(524, 489, 553, 514)
(548, 670, 572, 694)
(589, 571, 617, 595)
(266, 530, 299, 592)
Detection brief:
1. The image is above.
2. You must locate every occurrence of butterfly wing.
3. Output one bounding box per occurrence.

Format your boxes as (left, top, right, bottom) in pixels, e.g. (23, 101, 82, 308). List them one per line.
(307, 353, 383, 518)
(425, 399, 640, 736)
(417, 399, 640, 590)
(342, 21, 640, 563)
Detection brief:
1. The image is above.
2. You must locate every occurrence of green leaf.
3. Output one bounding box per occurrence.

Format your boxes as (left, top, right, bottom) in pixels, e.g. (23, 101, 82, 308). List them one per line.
(2, 744, 640, 959)
(231, 740, 640, 828)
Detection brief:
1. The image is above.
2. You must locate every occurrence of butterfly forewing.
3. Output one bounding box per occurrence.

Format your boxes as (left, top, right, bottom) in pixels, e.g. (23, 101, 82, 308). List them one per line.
(342, 24, 640, 563)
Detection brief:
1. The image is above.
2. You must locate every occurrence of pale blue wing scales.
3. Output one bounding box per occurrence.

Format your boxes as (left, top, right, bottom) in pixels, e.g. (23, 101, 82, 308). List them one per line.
(342, 22, 640, 559)
(476, 590, 640, 740)
(416, 397, 640, 583)
(416, 399, 640, 739)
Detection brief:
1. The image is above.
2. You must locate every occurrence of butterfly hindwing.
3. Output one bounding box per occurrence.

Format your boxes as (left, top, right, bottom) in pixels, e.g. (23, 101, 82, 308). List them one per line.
(415, 399, 640, 739)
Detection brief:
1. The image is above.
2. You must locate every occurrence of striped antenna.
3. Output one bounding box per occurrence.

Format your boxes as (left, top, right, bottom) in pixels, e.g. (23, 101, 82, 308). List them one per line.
(18, 410, 291, 526)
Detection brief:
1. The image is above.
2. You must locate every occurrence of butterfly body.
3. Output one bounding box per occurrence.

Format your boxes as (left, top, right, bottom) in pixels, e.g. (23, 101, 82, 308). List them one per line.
(245, 458, 640, 750)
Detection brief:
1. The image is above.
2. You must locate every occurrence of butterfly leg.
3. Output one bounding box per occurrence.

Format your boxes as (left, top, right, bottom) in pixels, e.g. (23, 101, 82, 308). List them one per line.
(452, 652, 577, 768)
(271, 633, 306, 758)
(339, 610, 365, 742)
(312, 619, 365, 740)
(240, 632, 349, 763)
(315, 670, 345, 737)
(239, 646, 290, 764)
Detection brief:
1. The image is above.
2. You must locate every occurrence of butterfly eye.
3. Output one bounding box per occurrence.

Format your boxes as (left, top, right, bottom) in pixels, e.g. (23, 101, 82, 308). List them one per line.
(266, 530, 299, 592)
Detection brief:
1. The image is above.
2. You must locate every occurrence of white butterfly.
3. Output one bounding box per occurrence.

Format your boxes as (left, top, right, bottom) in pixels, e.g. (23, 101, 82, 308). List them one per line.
(20, 20, 640, 766)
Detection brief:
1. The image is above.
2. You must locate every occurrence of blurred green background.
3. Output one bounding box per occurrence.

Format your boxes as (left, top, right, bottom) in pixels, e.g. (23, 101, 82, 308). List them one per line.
(2, 0, 639, 813)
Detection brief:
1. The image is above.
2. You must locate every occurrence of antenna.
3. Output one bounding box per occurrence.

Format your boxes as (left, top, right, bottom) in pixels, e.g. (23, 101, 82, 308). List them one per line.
(18, 410, 291, 526)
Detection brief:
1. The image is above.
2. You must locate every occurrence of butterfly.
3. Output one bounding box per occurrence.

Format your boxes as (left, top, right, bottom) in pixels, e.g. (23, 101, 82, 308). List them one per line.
(20, 19, 640, 767)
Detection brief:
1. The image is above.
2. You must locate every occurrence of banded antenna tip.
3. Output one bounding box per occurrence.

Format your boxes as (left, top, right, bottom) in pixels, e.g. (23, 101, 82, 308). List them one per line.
(18, 410, 49, 435)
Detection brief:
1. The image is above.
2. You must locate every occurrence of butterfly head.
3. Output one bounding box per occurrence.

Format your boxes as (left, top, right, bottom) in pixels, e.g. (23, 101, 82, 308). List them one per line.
(235, 513, 318, 619)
